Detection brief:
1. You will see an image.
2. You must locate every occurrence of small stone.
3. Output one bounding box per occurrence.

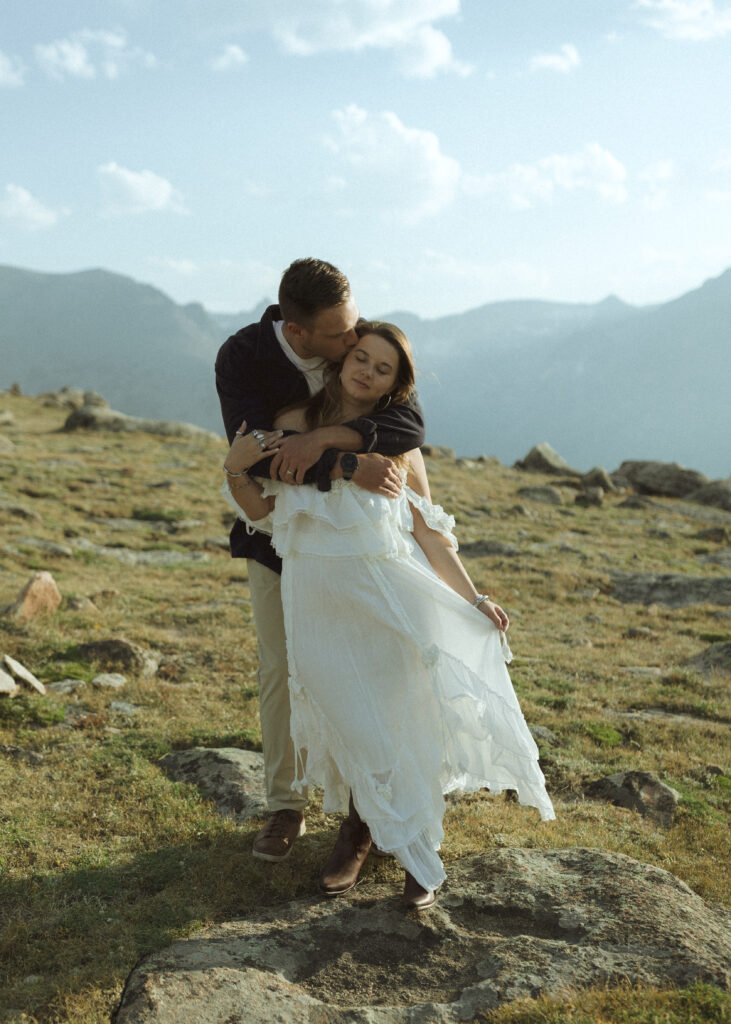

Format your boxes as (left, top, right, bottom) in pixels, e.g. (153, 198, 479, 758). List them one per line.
(516, 485, 564, 505)
(575, 487, 604, 507)
(0, 668, 20, 696)
(2, 655, 46, 694)
(3, 571, 62, 621)
(92, 673, 127, 689)
(584, 770, 680, 825)
(46, 678, 87, 695)
(16, 537, 73, 557)
(529, 725, 559, 746)
(65, 596, 99, 613)
(514, 442, 581, 476)
(73, 638, 158, 677)
(581, 466, 616, 492)
(623, 626, 657, 639)
(0, 744, 43, 765)
(0, 435, 16, 454)
(110, 701, 140, 715)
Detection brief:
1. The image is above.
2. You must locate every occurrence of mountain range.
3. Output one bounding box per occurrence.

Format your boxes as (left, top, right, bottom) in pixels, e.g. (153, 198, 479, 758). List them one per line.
(1, 264, 729, 478)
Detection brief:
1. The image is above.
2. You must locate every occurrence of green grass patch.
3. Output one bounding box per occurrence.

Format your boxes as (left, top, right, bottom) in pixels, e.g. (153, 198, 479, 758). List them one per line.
(584, 722, 624, 747)
(0, 694, 66, 728)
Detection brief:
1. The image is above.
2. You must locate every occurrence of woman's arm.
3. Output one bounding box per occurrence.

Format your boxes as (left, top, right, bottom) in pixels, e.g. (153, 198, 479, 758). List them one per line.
(223, 421, 282, 521)
(405, 450, 509, 632)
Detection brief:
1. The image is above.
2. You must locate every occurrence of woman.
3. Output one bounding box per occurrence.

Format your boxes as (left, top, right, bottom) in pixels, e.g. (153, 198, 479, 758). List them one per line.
(222, 321, 554, 909)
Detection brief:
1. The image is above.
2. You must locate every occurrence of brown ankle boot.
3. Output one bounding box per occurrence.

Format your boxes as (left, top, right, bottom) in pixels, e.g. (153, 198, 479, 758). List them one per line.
(318, 795, 372, 896)
(402, 871, 436, 910)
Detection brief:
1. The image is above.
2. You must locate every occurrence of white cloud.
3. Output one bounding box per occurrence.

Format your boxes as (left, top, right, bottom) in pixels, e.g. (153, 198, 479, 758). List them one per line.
(530, 43, 581, 73)
(211, 44, 249, 71)
(0, 184, 66, 229)
(98, 162, 187, 215)
(635, 0, 731, 40)
(639, 159, 674, 210)
(270, 0, 470, 78)
(465, 143, 628, 209)
(0, 49, 25, 87)
(35, 29, 156, 81)
(160, 258, 198, 275)
(326, 104, 461, 223)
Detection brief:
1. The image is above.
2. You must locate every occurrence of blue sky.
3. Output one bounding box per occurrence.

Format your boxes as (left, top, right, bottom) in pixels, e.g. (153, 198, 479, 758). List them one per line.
(2, 0, 730, 317)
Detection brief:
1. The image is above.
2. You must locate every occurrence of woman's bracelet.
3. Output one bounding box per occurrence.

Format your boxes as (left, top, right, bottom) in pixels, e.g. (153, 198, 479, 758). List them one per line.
(223, 462, 250, 478)
(472, 593, 490, 609)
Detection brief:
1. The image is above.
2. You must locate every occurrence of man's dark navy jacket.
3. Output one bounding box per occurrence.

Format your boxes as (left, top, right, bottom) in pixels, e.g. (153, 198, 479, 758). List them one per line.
(215, 304, 425, 574)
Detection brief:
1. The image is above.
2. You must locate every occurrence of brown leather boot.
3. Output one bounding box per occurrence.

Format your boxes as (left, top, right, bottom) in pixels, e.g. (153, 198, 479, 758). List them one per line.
(402, 871, 436, 911)
(318, 795, 372, 896)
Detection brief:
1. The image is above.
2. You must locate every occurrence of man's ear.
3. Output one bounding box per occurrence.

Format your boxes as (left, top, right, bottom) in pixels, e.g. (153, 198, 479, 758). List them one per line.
(286, 320, 305, 339)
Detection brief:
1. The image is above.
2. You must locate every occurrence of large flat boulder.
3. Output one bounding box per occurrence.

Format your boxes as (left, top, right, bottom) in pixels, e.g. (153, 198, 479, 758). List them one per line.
(63, 404, 220, 442)
(610, 570, 731, 607)
(114, 848, 730, 1023)
(614, 460, 710, 498)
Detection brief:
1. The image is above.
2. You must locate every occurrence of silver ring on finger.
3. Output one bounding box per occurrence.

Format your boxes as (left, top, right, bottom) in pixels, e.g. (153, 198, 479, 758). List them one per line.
(258, 441, 267, 449)
(253, 430, 264, 440)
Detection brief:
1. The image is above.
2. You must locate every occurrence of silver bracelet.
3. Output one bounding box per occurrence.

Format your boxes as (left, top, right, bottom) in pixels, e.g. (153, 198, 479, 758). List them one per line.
(223, 462, 250, 477)
(472, 593, 489, 609)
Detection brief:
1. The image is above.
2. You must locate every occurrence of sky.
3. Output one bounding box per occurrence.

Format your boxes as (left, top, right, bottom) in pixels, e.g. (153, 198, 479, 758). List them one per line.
(2, 0, 731, 318)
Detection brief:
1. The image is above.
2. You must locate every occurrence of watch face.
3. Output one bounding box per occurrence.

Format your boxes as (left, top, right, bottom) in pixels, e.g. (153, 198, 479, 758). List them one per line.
(341, 453, 358, 478)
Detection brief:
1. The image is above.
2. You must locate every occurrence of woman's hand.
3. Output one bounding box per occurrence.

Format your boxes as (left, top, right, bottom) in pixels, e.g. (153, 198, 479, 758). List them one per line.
(479, 600, 509, 632)
(225, 420, 282, 475)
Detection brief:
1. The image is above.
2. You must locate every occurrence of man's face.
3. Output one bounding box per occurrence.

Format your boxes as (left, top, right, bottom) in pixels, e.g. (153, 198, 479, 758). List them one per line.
(294, 296, 360, 362)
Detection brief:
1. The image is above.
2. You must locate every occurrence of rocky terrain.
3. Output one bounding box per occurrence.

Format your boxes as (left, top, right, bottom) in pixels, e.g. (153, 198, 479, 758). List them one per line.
(0, 389, 729, 1024)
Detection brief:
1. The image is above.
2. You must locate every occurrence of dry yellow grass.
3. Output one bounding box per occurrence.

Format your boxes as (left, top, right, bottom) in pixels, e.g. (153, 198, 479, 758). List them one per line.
(0, 393, 729, 1023)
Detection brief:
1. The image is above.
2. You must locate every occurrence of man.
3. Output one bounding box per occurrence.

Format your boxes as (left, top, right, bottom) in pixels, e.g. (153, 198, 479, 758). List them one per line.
(215, 257, 425, 864)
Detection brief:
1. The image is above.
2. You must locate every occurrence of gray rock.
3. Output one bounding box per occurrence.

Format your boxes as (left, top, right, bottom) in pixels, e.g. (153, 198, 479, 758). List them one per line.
(70, 537, 210, 566)
(73, 638, 159, 677)
(64, 596, 99, 613)
(514, 442, 581, 476)
(610, 570, 731, 607)
(687, 478, 731, 513)
(617, 494, 656, 510)
(0, 668, 19, 696)
(574, 486, 604, 507)
(46, 678, 87, 695)
(615, 460, 710, 498)
(158, 747, 268, 822)
(40, 386, 86, 409)
(110, 701, 141, 715)
(516, 486, 563, 506)
(0, 410, 15, 426)
(114, 847, 730, 1024)
(0, 435, 16, 454)
(0, 744, 43, 765)
(685, 641, 731, 676)
(584, 770, 680, 825)
(528, 725, 559, 746)
(699, 547, 731, 569)
(421, 445, 456, 459)
(2, 654, 46, 694)
(92, 672, 127, 689)
(694, 526, 729, 543)
(63, 404, 221, 442)
(460, 540, 521, 558)
(0, 499, 40, 520)
(16, 536, 74, 557)
(581, 466, 616, 492)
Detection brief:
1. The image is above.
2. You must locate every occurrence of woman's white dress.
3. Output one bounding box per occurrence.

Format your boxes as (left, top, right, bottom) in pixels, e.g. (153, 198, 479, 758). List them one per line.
(224, 478, 554, 891)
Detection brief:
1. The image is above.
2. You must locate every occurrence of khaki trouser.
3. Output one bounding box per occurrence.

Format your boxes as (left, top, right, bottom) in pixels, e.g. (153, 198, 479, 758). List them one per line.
(247, 559, 308, 812)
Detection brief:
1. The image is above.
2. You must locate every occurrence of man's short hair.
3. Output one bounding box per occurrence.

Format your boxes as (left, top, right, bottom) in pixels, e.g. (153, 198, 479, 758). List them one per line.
(278, 258, 351, 326)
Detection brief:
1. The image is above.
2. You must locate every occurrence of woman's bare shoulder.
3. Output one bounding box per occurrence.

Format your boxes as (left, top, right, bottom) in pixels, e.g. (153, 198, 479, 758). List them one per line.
(274, 407, 308, 431)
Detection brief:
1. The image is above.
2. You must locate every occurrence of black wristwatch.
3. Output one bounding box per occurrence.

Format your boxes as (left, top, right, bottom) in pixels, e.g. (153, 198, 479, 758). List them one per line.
(340, 452, 359, 481)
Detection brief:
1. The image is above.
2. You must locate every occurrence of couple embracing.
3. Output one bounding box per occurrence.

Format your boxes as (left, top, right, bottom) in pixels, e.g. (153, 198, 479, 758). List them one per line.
(216, 258, 553, 911)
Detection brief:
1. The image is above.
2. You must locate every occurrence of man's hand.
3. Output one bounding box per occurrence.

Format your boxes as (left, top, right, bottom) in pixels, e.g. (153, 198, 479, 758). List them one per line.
(352, 453, 402, 498)
(269, 432, 329, 483)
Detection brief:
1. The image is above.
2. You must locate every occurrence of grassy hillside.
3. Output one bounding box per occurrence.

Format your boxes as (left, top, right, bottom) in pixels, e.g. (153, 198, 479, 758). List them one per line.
(0, 393, 729, 1024)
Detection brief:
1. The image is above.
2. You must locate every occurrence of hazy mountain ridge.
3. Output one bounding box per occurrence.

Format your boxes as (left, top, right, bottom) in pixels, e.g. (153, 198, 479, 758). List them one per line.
(1, 264, 728, 477)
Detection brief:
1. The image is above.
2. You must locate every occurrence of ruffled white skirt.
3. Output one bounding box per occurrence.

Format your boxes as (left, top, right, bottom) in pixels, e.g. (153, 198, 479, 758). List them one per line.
(223, 479, 555, 891)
